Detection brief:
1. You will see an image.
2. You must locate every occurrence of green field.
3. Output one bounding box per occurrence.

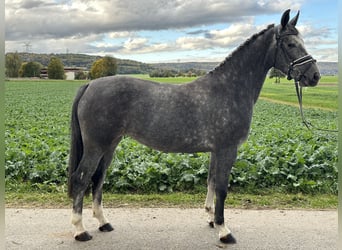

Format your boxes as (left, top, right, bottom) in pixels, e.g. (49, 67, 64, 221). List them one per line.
(5, 76, 338, 197)
(261, 76, 338, 110)
(133, 75, 338, 110)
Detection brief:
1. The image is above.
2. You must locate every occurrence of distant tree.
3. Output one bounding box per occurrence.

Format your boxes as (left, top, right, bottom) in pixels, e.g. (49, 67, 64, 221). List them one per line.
(102, 56, 117, 76)
(90, 56, 117, 79)
(19, 61, 42, 77)
(75, 71, 87, 80)
(5, 52, 22, 77)
(90, 59, 104, 79)
(48, 57, 65, 79)
(149, 68, 177, 77)
(149, 70, 159, 77)
(269, 67, 286, 83)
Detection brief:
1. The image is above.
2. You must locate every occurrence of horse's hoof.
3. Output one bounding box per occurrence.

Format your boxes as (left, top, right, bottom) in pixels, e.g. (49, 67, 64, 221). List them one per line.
(208, 221, 214, 228)
(75, 231, 93, 241)
(99, 223, 114, 232)
(220, 233, 237, 244)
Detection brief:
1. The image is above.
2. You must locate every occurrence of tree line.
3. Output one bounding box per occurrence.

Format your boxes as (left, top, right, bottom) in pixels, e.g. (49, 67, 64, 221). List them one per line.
(5, 52, 118, 80)
(6, 52, 287, 81)
(9, 52, 156, 75)
(149, 68, 206, 78)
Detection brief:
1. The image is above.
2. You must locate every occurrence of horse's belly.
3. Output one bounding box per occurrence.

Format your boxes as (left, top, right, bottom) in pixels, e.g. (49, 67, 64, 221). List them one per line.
(126, 129, 214, 153)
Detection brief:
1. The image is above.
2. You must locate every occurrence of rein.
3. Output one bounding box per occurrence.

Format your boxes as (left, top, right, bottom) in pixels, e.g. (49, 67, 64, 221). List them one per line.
(294, 80, 338, 133)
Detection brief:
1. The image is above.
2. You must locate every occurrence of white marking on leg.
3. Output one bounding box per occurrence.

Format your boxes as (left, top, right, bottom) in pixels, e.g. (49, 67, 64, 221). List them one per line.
(93, 202, 109, 227)
(215, 222, 232, 240)
(205, 185, 215, 225)
(71, 212, 86, 237)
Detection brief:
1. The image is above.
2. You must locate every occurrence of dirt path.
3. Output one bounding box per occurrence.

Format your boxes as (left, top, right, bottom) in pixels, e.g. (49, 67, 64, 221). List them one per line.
(6, 208, 337, 249)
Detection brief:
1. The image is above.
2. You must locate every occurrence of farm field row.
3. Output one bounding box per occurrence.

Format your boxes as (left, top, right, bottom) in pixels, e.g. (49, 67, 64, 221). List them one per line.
(4, 77, 338, 195)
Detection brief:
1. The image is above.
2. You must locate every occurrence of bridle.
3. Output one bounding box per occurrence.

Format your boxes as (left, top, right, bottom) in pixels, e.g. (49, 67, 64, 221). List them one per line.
(273, 27, 337, 133)
(273, 26, 316, 82)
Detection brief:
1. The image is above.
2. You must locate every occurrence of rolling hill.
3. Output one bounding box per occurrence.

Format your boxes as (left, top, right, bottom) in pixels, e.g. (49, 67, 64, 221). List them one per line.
(14, 53, 337, 76)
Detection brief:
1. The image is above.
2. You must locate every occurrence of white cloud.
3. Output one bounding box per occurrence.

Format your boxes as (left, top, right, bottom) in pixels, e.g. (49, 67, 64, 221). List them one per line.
(4, 0, 336, 62)
(173, 19, 267, 52)
(176, 37, 210, 50)
(5, 0, 302, 40)
(296, 24, 337, 61)
(312, 47, 337, 62)
(108, 32, 135, 39)
(123, 38, 148, 51)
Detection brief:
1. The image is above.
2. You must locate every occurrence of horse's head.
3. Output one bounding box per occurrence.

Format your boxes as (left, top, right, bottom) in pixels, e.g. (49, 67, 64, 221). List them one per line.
(274, 9, 320, 87)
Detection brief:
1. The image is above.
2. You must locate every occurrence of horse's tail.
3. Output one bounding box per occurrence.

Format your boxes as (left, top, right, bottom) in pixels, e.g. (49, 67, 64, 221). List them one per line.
(68, 83, 89, 198)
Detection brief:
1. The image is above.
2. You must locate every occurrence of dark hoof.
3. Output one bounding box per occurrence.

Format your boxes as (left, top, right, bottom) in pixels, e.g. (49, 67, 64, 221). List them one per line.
(220, 234, 237, 244)
(99, 223, 114, 232)
(208, 221, 214, 228)
(75, 231, 93, 241)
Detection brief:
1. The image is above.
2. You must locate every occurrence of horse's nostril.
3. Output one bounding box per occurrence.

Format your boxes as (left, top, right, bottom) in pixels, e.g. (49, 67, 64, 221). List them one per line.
(313, 72, 320, 81)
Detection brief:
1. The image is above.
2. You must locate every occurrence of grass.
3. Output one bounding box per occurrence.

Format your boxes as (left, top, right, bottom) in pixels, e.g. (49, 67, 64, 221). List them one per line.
(5, 190, 337, 210)
(260, 77, 338, 110)
(132, 75, 338, 110)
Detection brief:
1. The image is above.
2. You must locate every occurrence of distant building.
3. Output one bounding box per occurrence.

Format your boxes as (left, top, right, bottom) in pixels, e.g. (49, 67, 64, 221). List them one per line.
(40, 67, 87, 80)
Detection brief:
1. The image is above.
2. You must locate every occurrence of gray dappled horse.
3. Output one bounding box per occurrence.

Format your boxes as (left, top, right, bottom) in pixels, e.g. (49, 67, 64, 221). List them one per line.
(68, 9, 320, 243)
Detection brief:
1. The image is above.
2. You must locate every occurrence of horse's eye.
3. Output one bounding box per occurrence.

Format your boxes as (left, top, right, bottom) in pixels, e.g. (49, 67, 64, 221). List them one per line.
(288, 43, 296, 48)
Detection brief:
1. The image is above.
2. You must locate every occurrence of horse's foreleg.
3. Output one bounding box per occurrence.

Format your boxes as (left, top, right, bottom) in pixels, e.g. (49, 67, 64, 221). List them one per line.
(91, 149, 116, 233)
(205, 153, 216, 227)
(214, 147, 237, 244)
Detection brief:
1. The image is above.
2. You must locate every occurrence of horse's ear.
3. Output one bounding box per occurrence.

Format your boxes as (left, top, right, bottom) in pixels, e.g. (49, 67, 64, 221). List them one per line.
(281, 9, 291, 28)
(289, 10, 300, 26)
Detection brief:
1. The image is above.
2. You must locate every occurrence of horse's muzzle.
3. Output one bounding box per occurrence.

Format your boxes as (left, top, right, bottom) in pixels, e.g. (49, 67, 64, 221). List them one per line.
(287, 55, 320, 87)
(298, 71, 320, 87)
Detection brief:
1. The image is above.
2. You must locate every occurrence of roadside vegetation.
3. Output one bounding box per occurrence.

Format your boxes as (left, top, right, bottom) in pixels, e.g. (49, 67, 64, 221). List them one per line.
(5, 76, 338, 209)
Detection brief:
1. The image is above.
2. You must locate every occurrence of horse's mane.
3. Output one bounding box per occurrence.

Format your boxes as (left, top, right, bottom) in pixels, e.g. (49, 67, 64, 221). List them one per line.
(210, 24, 275, 74)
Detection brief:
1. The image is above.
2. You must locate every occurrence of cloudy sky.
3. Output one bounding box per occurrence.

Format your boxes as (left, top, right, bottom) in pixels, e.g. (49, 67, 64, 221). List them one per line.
(5, 0, 337, 63)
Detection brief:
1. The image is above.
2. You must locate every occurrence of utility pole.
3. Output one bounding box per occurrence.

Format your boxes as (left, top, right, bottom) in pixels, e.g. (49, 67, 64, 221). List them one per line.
(23, 42, 32, 53)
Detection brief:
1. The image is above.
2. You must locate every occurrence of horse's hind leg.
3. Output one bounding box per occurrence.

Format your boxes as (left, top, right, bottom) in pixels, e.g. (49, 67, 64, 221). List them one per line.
(92, 141, 120, 232)
(71, 149, 104, 241)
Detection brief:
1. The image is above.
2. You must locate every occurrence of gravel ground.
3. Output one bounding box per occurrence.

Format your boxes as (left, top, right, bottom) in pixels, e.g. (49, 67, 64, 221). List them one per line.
(5, 208, 337, 249)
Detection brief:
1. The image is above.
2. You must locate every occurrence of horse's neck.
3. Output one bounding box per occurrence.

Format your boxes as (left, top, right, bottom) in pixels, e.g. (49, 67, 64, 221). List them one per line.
(212, 27, 276, 101)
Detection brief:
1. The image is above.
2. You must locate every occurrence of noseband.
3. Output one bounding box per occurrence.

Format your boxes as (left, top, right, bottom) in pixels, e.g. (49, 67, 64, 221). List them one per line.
(287, 54, 316, 81)
(274, 27, 316, 81)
